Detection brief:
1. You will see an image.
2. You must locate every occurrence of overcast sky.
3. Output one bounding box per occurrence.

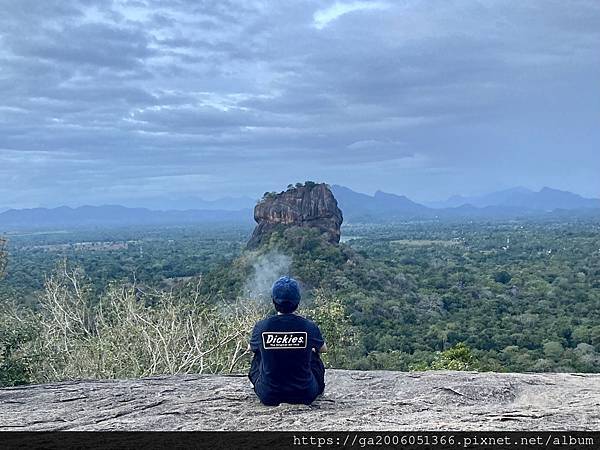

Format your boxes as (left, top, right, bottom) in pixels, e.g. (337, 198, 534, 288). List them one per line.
(1, 0, 599, 208)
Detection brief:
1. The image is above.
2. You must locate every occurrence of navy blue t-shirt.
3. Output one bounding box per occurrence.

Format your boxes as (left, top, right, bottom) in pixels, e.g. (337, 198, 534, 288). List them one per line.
(250, 313, 324, 405)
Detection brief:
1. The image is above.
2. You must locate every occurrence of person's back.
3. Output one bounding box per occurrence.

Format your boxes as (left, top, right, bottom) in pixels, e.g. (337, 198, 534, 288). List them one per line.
(248, 276, 326, 406)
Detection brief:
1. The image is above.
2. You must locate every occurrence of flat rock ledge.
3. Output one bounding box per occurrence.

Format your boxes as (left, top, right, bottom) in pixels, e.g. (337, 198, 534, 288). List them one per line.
(1, 370, 599, 431)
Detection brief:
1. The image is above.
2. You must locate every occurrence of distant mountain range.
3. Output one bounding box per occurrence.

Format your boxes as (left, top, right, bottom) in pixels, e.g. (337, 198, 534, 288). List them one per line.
(0, 205, 253, 229)
(425, 186, 600, 210)
(118, 195, 257, 211)
(1, 186, 598, 230)
(331, 185, 430, 222)
(330, 185, 600, 222)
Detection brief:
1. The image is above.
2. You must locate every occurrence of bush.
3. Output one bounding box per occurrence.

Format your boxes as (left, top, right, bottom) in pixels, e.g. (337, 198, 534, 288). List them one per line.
(409, 342, 480, 371)
(494, 271, 512, 284)
(0, 237, 6, 278)
(1, 262, 264, 385)
(0, 302, 38, 386)
(302, 289, 359, 368)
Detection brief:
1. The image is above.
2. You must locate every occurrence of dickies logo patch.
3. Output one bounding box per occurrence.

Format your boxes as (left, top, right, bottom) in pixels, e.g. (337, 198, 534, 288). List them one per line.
(262, 332, 307, 349)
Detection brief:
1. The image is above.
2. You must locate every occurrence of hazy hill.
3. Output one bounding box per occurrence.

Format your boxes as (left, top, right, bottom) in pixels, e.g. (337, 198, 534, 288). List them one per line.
(331, 185, 432, 221)
(333, 185, 600, 222)
(332, 185, 532, 221)
(0, 205, 252, 229)
(118, 195, 257, 211)
(427, 187, 533, 208)
(428, 187, 600, 210)
(2, 186, 599, 230)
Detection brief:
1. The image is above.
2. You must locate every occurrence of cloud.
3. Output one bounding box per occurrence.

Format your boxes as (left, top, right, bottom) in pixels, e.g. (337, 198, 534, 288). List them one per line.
(313, 1, 390, 29)
(0, 0, 599, 207)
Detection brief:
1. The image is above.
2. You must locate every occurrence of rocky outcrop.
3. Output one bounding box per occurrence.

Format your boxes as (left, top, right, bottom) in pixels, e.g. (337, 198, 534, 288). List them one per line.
(247, 182, 343, 249)
(1, 370, 599, 430)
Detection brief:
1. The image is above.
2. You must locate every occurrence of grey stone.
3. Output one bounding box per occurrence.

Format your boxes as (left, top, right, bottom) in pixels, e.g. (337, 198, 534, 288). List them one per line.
(1, 370, 599, 430)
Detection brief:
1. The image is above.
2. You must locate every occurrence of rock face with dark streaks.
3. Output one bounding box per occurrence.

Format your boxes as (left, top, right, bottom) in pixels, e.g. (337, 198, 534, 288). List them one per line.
(247, 182, 343, 249)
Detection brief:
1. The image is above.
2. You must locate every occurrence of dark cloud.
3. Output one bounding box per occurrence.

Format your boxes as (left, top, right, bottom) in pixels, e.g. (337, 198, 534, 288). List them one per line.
(0, 0, 599, 207)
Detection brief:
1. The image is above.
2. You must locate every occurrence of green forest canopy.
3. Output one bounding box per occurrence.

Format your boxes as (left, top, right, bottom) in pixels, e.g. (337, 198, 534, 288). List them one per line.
(1, 218, 600, 385)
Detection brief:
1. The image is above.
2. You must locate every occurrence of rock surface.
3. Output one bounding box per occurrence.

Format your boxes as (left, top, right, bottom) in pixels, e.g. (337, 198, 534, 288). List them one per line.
(247, 183, 343, 249)
(1, 369, 599, 430)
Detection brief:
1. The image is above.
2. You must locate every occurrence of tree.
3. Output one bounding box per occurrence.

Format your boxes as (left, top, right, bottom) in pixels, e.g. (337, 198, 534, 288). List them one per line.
(303, 289, 358, 368)
(494, 271, 512, 284)
(410, 342, 480, 371)
(0, 302, 38, 386)
(0, 238, 6, 279)
(543, 341, 564, 360)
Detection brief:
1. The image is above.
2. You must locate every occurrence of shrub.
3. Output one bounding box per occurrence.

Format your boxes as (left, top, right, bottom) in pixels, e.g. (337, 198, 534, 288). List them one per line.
(494, 271, 512, 284)
(0, 302, 38, 386)
(409, 342, 480, 371)
(0, 237, 6, 278)
(303, 289, 359, 368)
(2, 262, 264, 385)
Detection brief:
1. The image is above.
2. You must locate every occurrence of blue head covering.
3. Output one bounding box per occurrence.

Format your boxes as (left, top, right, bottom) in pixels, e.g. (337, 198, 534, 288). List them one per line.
(271, 276, 301, 307)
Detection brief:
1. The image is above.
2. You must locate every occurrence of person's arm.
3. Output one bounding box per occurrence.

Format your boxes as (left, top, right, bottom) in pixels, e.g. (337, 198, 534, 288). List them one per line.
(248, 323, 260, 352)
(310, 322, 327, 353)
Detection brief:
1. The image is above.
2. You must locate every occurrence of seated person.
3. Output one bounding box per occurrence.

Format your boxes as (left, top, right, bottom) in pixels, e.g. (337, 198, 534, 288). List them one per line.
(248, 276, 327, 406)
